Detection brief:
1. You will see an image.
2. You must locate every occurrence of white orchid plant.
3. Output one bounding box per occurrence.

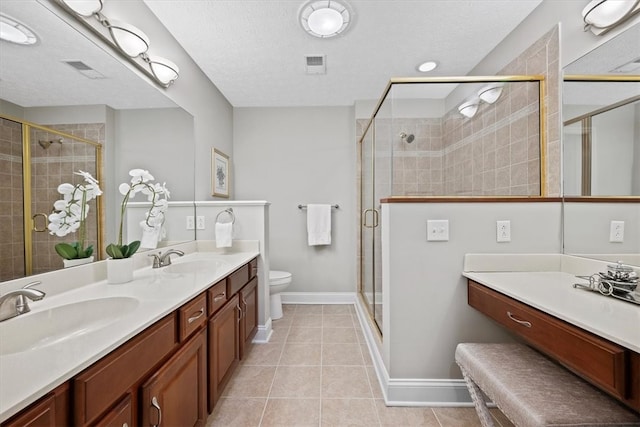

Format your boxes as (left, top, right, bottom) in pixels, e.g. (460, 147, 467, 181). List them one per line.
(48, 170, 103, 260)
(106, 168, 169, 259)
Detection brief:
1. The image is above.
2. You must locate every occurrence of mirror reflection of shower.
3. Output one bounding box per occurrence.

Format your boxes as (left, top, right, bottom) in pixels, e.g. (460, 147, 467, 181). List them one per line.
(399, 132, 414, 143)
(38, 138, 63, 149)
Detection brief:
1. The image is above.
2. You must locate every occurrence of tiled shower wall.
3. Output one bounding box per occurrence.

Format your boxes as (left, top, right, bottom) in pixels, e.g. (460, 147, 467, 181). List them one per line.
(0, 118, 25, 281)
(357, 25, 560, 198)
(0, 118, 104, 280)
(31, 123, 103, 275)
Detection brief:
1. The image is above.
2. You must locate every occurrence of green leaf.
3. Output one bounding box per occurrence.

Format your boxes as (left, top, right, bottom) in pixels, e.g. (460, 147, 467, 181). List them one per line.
(77, 245, 94, 259)
(106, 243, 124, 259)
(124, 241, 141, 258)
(54, 243, 78, 260)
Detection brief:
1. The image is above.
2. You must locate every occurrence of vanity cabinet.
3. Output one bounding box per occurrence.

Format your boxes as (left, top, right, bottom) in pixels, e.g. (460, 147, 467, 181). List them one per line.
(73, 314, 178, 426)
(1, 256, 260, 426)
(1, 383, 69, 427)
(468, 279, 640, 412)
(141, 329, 207, 427)
(208, 294, 240, 411)
(240, 276, 258, 359)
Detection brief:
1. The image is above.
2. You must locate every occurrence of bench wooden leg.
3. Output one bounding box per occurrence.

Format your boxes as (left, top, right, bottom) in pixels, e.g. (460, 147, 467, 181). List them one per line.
(460, 366, 495, 427)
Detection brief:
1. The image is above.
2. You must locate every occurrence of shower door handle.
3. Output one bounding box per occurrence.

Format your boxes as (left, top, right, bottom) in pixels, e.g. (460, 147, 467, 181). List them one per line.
(363, 209, 379, 228)
(32, 213, 48, 232)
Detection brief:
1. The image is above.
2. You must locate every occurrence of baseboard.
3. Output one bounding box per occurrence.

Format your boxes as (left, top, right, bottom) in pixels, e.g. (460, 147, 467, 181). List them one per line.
(280, 292, 357, 305)
(353, 297, 473, 406)
(252, 317, 272, 343)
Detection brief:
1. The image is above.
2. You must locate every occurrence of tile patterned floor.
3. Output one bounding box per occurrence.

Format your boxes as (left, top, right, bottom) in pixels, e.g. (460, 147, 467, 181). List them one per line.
(206, 304, 514, 427)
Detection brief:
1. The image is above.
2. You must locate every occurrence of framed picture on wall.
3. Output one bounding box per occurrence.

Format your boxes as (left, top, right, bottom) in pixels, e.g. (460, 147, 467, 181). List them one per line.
(212, 148, 230, 198)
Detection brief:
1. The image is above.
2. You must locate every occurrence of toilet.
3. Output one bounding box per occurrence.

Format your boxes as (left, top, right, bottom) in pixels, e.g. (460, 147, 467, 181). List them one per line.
(269, 270, 292, 320)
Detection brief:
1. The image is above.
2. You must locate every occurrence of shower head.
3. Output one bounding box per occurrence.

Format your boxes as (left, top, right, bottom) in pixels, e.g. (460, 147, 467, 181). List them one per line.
(399, 132, 415, 143)
(38, 138, 63, 149)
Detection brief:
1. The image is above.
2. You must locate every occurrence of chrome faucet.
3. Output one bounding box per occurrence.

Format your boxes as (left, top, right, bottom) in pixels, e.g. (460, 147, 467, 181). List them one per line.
(0, 281, 46, 322)
(149, 249, 185, 268)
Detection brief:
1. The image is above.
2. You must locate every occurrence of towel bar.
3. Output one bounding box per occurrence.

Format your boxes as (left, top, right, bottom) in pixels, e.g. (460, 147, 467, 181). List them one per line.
(298, 204, 339, 209)
(215, 208, 235, 224)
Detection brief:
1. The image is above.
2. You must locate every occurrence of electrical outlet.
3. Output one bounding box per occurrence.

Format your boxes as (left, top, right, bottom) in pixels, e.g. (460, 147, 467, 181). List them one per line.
(196, 216, 206, 230)
(610, 220, 624, 242)
(186, 216, 195, 230)
(496, 220, 511, 242)
(427, 220, 449, 241)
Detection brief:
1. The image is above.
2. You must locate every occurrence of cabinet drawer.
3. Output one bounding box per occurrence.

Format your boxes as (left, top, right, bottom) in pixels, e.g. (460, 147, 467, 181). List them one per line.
(249, 258, 258, 279)
(74, 314, 177, 425)
(208, 279, 228, 315)
(468, 280, 627, 398)
(179, 293, 207, 342)
(227, 264, 249, 296)
(94, 395, 132, 427)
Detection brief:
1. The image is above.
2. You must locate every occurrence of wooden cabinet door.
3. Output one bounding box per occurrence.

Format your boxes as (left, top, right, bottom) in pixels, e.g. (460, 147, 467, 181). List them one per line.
(141, 329, 207, 427)
(208, 294, 240, 412)
(2, 382, 69, 427)
(94, 395, 132, 427)
(240, 277, 258, 359)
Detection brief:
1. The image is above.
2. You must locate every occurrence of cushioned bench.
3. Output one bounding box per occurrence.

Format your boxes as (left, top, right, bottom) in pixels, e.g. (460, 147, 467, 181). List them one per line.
(455, 343, 640, 427)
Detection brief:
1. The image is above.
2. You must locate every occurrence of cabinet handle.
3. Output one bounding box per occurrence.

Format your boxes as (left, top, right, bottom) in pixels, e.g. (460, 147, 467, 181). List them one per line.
(507, 311, 532, 328)
(151, 396, 162, 427)
(123, 424, 128, 427)
(188, 308, 205, 323)
(213, 293, 226, 302)
(237, 304, 243, 322)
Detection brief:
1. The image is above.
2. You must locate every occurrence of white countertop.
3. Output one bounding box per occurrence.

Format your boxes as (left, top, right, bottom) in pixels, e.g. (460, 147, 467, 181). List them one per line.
(463, 270, 640, 353)
(0, 250, 259, 422)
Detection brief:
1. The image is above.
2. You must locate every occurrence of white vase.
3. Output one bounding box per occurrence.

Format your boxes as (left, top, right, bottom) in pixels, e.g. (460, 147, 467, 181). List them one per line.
(63, 256, 94, 268)
(107, 257, 134, 284)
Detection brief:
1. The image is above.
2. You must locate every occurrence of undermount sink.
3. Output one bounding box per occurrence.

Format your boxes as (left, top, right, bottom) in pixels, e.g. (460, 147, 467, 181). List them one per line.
(163, 259, 228, 275)
(0, 297, 139, 356)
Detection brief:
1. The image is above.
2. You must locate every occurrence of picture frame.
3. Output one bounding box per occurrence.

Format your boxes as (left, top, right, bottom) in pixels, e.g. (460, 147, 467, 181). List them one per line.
(212, 148, 230, 198)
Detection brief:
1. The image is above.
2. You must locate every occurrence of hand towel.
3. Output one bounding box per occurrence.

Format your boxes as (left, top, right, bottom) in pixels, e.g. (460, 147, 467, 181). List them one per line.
(307, 204, 331, 246)
(140, 221, 161, 249)
(215, 222, 233, 248)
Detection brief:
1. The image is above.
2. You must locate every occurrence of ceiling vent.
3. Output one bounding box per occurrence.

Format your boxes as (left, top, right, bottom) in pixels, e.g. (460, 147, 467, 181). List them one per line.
(63, 60, 106, 79)
(610, 57, 640, 74)
(305, 55, 326, 74)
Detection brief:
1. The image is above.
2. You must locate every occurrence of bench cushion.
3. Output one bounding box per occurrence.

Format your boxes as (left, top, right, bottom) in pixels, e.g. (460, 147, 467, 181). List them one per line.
(455, 343, 640, 427)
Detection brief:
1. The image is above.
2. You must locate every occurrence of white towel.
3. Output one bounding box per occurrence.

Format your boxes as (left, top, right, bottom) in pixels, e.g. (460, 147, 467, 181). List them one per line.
(215, 222, 233, 248)
(140, 221, 161, 249)
(307, 204, 331, 246)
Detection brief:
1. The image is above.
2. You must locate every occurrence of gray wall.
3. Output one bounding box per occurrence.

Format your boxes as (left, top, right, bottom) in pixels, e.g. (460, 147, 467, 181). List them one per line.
(233, 107, 356, 293)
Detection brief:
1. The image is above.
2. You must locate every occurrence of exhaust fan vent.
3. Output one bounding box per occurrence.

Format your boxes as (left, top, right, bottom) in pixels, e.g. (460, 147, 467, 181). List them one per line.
(63, 60, 106, 79)
(305, 55, 326, 74)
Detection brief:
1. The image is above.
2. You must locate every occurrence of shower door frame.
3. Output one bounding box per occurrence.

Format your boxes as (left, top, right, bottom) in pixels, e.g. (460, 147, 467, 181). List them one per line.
(1, 114, 104, 277)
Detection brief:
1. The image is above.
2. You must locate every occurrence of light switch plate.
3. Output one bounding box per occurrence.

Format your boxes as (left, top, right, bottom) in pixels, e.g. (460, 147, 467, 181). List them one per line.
(427, 220, 449, 241)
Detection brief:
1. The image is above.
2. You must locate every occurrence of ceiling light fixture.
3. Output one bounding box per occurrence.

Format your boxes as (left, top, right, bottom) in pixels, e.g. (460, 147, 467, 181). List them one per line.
(477, 82, 504, 104)
(106, 19, 150, 58)
(60, 0, 104, 17)
(417, 61, 438, 73)
(145, 56, 180, 86)
(458, 99, 480, 119)
(0, 14, 38, 45)
(300, 0, 352, 38)
(57, 0, 179, 88)
(582, 0, 640, 35)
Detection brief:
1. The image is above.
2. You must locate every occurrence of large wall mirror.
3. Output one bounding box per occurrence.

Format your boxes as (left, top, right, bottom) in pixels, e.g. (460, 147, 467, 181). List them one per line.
(0, 0, 196, 281)
(562, 21, 640, 267)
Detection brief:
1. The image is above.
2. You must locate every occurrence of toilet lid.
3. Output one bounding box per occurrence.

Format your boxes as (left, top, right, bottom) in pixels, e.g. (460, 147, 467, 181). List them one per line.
(269, 270, 292, 285)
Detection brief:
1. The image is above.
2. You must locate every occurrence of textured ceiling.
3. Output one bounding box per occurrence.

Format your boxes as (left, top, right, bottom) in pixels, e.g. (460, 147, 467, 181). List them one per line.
(0, 0, 177, 109)
(143, 0, 544, 107)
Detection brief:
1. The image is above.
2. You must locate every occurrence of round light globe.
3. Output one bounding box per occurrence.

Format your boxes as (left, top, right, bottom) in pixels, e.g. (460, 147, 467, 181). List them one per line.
(308, 8, 344, 36)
